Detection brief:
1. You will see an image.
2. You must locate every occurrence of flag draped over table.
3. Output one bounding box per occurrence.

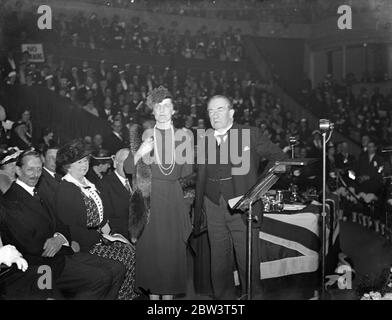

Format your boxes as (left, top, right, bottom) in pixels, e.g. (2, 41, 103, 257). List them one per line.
(257, 198, 341, 281)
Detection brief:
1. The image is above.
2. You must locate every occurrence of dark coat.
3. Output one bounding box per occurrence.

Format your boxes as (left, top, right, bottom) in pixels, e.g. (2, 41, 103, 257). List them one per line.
(354, 153, 384, 194)
(2, 182, 72, 275)
(101, 171, 131, 238)
(335, 153, 356, 171)
(193, 123, 288, 234)
(55, 180, 108, 252)
(36, 168, 62, 217)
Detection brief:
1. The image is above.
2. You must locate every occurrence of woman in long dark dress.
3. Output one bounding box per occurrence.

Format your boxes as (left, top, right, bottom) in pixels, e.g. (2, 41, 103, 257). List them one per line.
(124, 86, 193, 300)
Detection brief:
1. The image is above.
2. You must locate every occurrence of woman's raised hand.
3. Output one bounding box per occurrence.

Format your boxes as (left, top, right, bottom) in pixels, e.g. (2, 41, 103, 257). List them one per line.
(135, 138, 154, 164)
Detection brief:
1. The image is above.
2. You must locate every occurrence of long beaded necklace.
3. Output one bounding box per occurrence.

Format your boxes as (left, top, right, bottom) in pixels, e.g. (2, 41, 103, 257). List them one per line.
(153, 124, 176, 176)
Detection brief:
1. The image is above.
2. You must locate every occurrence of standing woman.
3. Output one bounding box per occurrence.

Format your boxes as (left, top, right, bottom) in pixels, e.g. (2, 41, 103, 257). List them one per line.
(55, 139, 137, 300)
(124, 86, 193, 300)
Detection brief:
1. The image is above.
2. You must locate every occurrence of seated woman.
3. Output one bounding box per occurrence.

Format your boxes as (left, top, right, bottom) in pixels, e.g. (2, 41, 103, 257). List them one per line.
(54, 139, 137, 300)
(0, 147, 21, 194)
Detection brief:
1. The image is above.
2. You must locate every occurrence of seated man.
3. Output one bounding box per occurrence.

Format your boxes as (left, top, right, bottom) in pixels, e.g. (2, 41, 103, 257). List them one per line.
(36, 145, 62, 215)
(0, 206, 62, 300)
(101, 149, 132, 240)
(86, 149, 112, 190)
(0, 240, 63, 300)
(2, 150, 126, 299)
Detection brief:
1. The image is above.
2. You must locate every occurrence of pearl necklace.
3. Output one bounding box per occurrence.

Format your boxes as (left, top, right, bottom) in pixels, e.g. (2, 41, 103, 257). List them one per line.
(153, 124, 176, 176)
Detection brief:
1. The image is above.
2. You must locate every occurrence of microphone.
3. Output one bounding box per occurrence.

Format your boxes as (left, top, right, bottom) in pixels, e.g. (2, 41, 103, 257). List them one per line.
(382, 147, 392, 153)
(275, 160, 307, 166)
(319, 119, 334, 133)
(289, 136, 298, 146)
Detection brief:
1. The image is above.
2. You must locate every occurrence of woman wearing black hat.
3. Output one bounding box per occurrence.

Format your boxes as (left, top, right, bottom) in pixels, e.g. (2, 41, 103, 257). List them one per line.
(0, 147, 21, 194)
(54, 139, 137, 300)
(123, 86, 193, 300)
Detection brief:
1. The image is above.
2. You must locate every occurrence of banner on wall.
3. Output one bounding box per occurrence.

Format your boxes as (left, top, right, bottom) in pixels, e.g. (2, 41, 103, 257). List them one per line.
(21, 43, 45, 63)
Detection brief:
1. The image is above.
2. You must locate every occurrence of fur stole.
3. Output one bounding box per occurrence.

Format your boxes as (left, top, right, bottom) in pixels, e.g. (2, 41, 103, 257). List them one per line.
(128, 124, 151, 242)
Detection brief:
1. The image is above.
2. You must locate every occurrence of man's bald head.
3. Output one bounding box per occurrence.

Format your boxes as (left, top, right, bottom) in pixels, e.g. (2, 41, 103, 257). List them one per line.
(114, 148, 130, 177)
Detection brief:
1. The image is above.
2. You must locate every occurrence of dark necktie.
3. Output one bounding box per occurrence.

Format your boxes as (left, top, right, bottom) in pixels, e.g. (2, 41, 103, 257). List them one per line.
(124, 179, 131, 193)
(215, 133, 228, 146)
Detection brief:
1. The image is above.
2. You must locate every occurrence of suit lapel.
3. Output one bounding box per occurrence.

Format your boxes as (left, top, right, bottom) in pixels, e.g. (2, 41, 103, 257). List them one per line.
(42, 169, 58, 190)
(112, 173, 129, 195)
(13, 184, 54, 227)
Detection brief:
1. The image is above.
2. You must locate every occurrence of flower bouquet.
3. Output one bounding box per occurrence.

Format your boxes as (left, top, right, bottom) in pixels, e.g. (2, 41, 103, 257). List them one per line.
(359, 267, 392, 300)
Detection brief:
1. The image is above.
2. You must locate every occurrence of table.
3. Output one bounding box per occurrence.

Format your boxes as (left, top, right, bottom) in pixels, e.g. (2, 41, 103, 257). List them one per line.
(191, 196, 342, 297)
(258, 198, 341, 280)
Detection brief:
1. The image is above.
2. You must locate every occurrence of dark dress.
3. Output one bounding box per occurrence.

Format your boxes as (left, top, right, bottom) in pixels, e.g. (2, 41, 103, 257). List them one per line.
(125, 127, 193, 295)
(55, 179, 137, 300)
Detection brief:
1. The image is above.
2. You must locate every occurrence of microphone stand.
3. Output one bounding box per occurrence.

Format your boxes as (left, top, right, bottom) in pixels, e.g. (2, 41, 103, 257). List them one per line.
(246, 201, 254, 300)
(321, 131, 327, 300)
(319, 119, 334, 300)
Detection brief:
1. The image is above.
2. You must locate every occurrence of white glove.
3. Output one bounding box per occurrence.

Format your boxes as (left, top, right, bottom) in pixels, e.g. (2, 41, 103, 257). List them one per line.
(0, 245, 28, 272)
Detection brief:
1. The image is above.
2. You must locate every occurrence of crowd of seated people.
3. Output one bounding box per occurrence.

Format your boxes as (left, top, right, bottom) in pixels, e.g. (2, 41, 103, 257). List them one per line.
(1, 47, 358, 163)
(69, 0, 311, 23)
(0, 144, 138, 300)
(50, 0, 392, 23)
(2, 6, 243, 62)
(303, 73, 392, 145)
(310, 0, 391, 19)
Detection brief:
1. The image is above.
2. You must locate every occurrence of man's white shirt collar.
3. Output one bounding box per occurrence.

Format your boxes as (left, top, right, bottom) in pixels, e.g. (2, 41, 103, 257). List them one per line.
(16, 179, 35, 196)
(43, 166, 55, 178)
(114, 170, 128, 187)
(113, 131, 123, 140)
(214, 122, 233, 145)
(16, 179, 70, 246)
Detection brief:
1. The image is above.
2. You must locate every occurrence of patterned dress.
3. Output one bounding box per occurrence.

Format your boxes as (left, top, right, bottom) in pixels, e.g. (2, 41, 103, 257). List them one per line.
(82, 192, 137, 300)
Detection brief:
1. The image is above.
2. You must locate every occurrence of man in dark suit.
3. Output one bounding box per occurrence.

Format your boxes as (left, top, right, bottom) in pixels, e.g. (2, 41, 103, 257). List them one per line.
(3, 150, 126, 299)
(36, 146, 62, 216)
(101, 148, 132, 239)
(307, 130, 323, 159)
(1, 202, 65, 300)
(193, 95, 287, 300)
(354, 141, 385, 230)
(335, 141, 356, 177)
(103, 120, 129, 156)
(98, 97, 115, 122)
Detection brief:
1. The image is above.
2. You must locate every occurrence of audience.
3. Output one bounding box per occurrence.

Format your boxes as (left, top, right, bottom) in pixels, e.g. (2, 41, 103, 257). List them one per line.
(55, 139, 137, 300)
(2, 149, 126, 300)
(1, 0, 392, 300)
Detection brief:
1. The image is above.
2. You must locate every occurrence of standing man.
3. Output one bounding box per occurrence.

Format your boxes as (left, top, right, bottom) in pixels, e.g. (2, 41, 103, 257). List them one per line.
(193, 95, 287, 300)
